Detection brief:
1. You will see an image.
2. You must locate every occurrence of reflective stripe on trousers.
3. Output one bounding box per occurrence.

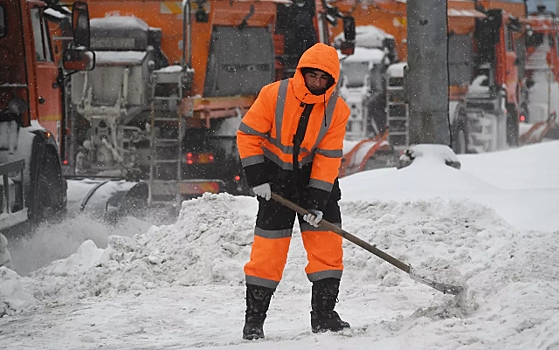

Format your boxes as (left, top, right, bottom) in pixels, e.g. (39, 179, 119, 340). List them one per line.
(244, 191, 343, 289)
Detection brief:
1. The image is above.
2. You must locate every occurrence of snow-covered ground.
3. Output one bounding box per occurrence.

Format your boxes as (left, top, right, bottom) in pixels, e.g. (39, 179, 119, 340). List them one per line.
(1, 141, 558, 350)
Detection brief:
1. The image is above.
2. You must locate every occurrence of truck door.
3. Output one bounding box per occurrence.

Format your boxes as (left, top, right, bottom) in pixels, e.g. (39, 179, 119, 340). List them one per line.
(30, 6, 62, 144)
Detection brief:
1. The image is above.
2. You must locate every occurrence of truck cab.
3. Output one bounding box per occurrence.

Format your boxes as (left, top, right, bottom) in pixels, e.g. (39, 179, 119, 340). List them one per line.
(0, 0, 92, 233)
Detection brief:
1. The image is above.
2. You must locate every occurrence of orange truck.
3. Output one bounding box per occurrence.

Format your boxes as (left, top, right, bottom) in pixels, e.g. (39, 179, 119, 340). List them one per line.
(333, 0, 529, 178)
(60, 0, 281, 207)
(0, 0, 93, 232)
(58, 0, 354, 211)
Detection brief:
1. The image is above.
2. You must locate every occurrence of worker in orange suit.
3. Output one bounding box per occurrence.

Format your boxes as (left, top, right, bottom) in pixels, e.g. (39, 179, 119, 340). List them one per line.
(237, 43, 351, 340)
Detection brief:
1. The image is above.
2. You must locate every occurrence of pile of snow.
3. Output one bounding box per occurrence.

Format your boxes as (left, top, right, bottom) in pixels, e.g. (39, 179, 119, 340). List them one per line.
(3, 195, 256, 311)
(0, 234, 13, 270)
(0, 267, 36, 317)
(1, 142, 558, 349)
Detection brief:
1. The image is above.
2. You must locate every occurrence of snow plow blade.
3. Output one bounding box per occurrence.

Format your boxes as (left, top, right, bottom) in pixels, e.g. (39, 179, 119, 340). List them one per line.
(66, 178, 149, 222)
(270, 192, 465, 296)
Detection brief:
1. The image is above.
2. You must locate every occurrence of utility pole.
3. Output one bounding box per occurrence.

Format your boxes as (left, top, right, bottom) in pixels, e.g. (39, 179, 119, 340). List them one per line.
(406, 0, 450, 145)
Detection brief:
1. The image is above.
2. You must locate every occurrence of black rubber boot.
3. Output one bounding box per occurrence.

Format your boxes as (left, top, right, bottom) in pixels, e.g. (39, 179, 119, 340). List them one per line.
(243, 284, 274, 340)
(310, 278, 350, 333)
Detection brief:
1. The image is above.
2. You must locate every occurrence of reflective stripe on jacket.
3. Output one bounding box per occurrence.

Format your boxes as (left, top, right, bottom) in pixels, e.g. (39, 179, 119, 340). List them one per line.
(237, 43, 350, 203)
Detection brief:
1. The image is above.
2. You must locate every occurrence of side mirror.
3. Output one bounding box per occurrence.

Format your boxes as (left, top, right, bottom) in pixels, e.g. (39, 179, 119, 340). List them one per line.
(63, 48, 95, 71)
(343, 16, 356, 42)
(72, 2, 90, 49)
(340, 16, 355, 55)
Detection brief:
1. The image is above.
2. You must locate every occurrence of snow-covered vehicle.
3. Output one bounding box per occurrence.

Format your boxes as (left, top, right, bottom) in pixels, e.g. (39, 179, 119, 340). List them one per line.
(520, 6, 559, 143)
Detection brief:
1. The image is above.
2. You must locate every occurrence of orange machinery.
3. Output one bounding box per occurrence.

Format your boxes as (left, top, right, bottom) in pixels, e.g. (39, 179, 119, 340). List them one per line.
(54, 0, 287, 204)
(336, 0, 526, 154)
(85, 0, 280, 120)
(1, 0, 92, 229)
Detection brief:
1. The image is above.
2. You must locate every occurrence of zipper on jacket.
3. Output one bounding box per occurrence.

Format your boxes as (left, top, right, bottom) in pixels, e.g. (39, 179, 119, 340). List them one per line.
(293, 103, 314, 188)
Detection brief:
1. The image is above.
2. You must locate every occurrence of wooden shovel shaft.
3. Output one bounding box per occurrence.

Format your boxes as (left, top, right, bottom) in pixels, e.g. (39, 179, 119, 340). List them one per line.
(270, 192, 411, 274)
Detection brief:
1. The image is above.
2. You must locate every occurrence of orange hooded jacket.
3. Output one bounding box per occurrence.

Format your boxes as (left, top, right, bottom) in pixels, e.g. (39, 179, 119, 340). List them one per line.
(237, 43, 350, 210)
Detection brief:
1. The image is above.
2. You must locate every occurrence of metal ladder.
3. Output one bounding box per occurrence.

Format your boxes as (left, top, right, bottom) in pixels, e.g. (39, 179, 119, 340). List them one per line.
(148, 70, 184, 209)
(385, 77, 410, 153)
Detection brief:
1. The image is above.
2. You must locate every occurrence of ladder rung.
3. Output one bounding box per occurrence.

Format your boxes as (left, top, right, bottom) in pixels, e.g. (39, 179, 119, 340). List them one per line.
(153, 97, 180, 101)
(152, 138, 181, 143)
(152, 117, 180, 122)
(387, 102, 407, 106)
(389, 131, 408, 135)
(387, 86, 404, 90)
(152, 159, 180, 164)
(149, 200, 177, 205)
(388, 116, 408, 120)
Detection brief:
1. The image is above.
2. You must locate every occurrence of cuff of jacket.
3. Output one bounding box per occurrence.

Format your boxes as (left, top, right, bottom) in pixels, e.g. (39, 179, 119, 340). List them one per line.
(243, 162, 268, 188)
(304, 187, 330, 212)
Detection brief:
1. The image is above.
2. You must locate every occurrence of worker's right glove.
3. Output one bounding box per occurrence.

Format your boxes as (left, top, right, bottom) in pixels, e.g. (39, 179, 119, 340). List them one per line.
(303, 209, 323, 228)
(252, 183, 271, 201)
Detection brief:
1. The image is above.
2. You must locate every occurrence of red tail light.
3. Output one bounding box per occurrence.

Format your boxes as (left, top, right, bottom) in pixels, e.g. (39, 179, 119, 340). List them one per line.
(234, 175, 241, 181)
(520, 115, 526, 122)
(185, 152, 214, 164)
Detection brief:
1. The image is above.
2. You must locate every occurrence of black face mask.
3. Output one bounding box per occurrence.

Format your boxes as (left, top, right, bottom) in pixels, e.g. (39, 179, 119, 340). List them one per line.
(307, 86, 328, 95)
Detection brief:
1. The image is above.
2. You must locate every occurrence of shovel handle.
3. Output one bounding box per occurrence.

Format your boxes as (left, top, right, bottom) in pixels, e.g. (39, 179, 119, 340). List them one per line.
(271, 192, 411, 274)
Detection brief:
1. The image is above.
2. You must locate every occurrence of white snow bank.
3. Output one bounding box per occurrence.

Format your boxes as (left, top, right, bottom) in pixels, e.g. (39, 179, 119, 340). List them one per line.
(343, 144, 497, 198)
(0, 267, 36, 316)
(9, 194, 256, 310)
(0, 233, 13, 269)
(341, 142, 559, 231)
(459, 140, 559, 190)
(41, 240, 105, 276)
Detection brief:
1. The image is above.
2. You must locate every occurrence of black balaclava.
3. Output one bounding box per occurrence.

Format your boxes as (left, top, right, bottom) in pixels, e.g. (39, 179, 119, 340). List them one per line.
(301, 67, 335, 96)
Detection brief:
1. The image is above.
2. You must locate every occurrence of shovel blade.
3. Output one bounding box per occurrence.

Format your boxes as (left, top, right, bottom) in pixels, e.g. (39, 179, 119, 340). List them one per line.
(410, 267, 465, 295)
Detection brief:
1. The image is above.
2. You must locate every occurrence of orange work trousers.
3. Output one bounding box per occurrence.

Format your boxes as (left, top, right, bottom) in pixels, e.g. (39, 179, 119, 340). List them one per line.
(244, 192, 343, 290)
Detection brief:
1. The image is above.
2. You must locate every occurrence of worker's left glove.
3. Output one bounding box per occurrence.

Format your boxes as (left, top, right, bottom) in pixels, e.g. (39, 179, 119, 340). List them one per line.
(303, 209, 323, 228)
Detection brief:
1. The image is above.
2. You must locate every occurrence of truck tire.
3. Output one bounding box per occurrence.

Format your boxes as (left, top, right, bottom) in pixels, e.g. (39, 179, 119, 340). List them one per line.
(29, 150, 66, 224)
(30, 173, 52, 224)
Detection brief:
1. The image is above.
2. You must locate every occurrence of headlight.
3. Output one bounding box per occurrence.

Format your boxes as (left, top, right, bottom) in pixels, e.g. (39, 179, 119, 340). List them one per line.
(8, 98, 28, 114)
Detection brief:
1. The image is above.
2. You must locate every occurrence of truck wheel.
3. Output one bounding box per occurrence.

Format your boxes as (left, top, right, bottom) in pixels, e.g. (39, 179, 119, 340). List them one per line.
(30, 174, 52, 224)
(30, 151, 65, 224)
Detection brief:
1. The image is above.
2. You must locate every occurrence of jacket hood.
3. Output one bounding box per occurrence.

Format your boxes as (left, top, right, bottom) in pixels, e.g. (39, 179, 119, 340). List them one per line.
(292, 43, 340, 104)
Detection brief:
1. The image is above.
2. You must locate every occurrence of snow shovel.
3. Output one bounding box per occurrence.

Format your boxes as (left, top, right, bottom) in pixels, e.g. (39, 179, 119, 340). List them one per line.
(271, 192, 464, 295)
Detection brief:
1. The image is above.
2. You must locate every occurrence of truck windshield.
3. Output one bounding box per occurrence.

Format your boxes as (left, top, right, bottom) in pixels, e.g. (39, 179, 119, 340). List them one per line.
(342, 61, 369, 88)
